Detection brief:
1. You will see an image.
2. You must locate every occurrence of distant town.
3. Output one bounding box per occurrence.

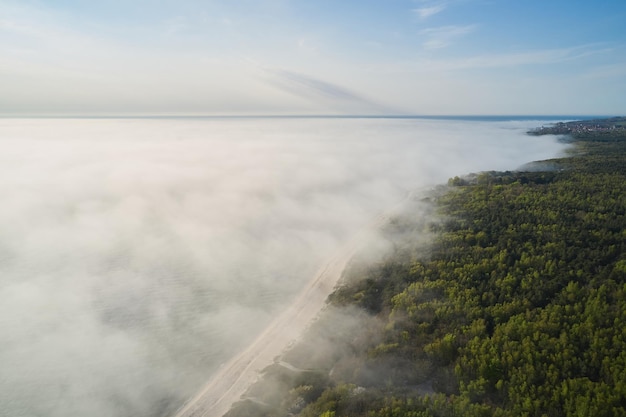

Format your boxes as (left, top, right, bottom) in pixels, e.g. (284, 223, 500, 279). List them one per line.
(529, 116, 626, 137)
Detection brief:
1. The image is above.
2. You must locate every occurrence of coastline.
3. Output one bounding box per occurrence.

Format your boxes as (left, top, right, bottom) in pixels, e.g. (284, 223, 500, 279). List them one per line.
(172, 209, 397, 417)
(169, 118, 583, 417)
(219, 118, 626, 416)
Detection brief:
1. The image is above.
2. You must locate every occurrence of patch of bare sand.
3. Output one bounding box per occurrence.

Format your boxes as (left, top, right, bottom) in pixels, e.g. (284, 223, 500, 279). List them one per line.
(172, 210, 397, 417)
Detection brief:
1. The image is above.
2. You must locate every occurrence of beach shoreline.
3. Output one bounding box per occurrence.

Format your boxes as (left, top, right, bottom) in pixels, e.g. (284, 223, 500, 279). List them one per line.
(174, 221, 376, 417)
(172, 210, 394, 417)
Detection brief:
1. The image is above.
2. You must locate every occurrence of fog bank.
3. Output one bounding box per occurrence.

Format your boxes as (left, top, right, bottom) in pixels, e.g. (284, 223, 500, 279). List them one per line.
(0, 117, 567, 417)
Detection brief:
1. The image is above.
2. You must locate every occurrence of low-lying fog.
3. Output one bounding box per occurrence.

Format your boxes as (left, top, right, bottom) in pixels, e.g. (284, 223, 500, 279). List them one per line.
(0, 117, 567, 417)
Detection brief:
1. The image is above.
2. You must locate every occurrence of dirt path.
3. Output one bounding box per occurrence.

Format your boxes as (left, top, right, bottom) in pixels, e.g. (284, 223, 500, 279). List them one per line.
(172, 209, 398, 417)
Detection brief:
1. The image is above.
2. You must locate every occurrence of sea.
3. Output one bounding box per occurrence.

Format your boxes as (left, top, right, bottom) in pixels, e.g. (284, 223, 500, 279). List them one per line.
(0, 116, 579, 417)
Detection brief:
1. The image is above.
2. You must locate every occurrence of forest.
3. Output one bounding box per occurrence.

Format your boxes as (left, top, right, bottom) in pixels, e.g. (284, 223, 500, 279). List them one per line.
(226, 119, 626, 417)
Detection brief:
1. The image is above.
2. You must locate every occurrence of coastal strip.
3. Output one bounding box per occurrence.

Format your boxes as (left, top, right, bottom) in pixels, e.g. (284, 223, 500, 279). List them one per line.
(172, 209, 400, 417)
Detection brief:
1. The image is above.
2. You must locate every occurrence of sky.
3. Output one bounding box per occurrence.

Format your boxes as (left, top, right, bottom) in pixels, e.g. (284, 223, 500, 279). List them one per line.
(1, 0, 625, 115)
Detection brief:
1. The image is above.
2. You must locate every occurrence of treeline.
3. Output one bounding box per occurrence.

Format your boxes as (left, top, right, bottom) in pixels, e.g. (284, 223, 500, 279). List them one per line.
(226, 123, 626, 417)
(528, 116, 626, 137)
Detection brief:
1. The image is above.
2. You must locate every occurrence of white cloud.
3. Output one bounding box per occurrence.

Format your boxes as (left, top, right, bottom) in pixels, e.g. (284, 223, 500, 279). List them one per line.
(420, 24, 477, 49)
(413, 4, 446, 20)
(418, 44, 612, 70)
(297, 37, 320, 53)
(164, 16, 188, 36)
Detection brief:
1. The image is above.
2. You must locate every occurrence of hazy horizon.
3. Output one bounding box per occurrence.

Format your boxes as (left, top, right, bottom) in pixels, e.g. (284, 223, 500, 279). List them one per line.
(2, 0, 625, 116)
(0, 114, 614, 120)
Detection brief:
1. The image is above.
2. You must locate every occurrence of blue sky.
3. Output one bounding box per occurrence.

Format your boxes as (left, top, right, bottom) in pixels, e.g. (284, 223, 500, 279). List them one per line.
(1, 0, 625, 115)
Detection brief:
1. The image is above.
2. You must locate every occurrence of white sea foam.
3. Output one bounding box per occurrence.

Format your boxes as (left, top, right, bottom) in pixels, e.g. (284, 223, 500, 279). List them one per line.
(0, 117, 567, 417)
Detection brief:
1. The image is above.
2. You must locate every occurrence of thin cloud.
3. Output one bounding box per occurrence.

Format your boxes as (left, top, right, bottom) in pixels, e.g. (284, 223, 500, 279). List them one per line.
(264, 68, 401, 113)
(268, 69, 366, 101)
(577, 61, 626, 80)
(413, 4, 446, 20)
(420, 24, 477, 49)
(419, 44, 613, 71)
(164, 16, 188, 36)
(297, 37, 320, 54)
(361, 44, 614, 78)
(412, 0, 461, 20)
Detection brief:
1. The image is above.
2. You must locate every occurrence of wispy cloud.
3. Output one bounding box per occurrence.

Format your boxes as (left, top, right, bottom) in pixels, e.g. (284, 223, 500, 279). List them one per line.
(425, 45, 613, 70)
(0, 6, 111, 60)
(577, 61, 626, 80)
(266, 69, 370, 102)
(297, 37, 320, 54)
(364, 44, 614, 76)
(365, 44, 613, 78)
(420, 24, 476, 49)
(412, 0, 453, 20)
(164, 16, 188, 36)
(263, 68, 403, 113)
(413, 4, 447, 20)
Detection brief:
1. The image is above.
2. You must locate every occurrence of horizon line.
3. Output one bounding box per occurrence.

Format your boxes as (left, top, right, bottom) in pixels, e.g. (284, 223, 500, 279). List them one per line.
(0, 113, 616, 120)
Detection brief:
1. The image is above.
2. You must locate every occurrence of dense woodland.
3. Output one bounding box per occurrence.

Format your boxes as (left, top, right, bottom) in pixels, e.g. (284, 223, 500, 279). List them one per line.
(226, 121, 626, 417)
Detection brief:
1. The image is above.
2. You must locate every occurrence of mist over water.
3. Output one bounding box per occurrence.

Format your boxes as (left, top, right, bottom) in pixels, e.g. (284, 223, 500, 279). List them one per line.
(0, 117, 567, 417)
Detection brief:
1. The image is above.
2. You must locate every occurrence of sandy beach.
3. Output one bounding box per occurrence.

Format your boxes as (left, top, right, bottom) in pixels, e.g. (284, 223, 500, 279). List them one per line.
(172, 213, 390, 417)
